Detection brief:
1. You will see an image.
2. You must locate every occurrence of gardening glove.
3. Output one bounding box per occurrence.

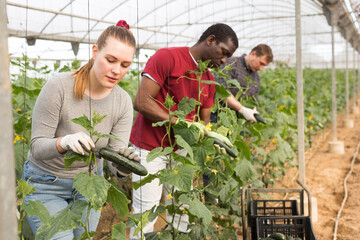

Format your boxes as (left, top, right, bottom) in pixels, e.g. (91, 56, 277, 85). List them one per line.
(108, 147, 141, 177)
(238, 106, 258, 122)
(118, 146, 141, 162)
(60, 132, 95, 156)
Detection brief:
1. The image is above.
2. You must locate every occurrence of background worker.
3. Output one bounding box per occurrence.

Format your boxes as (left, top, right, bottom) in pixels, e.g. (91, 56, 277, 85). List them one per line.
(129, 23, 238, 239)
(214, 44, 273, 122)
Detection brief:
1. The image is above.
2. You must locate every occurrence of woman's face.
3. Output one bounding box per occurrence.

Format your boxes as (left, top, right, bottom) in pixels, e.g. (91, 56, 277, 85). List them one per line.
(92, 36, 135, 89)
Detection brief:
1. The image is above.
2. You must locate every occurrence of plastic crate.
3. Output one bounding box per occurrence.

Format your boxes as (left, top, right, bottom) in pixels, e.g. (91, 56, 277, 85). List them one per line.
(248, 200, 299, 239)
(255, 216, 317, 240)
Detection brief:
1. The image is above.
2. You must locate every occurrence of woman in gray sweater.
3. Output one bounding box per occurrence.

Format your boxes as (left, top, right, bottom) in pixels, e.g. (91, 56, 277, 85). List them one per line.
(22, 20, 138, 239)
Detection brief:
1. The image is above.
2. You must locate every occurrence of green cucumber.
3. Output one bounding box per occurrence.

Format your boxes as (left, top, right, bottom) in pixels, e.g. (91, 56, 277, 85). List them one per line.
(270, 233, 286, 240)
(254, 113, 266, 124)
(211, 137, 238, 158)
(99, 147, 148, 176)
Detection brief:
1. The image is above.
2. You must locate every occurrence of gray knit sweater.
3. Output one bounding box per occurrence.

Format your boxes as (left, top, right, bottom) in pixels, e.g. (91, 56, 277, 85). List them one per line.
(28, 72, 134, 178)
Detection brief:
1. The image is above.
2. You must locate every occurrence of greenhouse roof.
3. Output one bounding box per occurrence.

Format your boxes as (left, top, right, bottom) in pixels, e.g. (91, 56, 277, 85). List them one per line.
(6, 0, 360, 68)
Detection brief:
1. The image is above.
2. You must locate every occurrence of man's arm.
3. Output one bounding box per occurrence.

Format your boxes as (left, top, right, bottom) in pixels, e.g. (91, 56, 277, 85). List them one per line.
(199, 108, 211, 124)
(133, 76, 172, 122)
(225, 94, 243, 111)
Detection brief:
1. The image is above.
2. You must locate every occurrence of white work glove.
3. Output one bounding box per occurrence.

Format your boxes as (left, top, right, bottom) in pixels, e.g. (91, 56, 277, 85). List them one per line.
(238, 106, 258, 122)
(118, 146, 141, 162)
(60, 132, 95, 156)
(108, 147, 141, 178)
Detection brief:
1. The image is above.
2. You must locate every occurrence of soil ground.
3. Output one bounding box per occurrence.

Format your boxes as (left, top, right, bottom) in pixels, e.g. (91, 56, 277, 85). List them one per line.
(95, 104, 360, 240)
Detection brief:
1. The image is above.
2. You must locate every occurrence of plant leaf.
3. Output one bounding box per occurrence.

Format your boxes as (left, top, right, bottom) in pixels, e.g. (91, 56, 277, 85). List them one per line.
(17, 179, 36, 199)
(63, 152, 88, 170)
(92, 111, 107, 127)
(111, 222, 126, 240)
(23, 200, 50, 225)
(107, 185, 129, 219)
(73, 173, 110, 210)
(177, 97, 197, 115)
(70, 115, 92, 132)
(188, 197, 212, 227)
(159, 164, 195, 192)
(35, 200, 88, 240)
(146, 147, 173, 163)
(174, 135, 194, 162)
(133, 174, 158, 190)
(234, 159, 256, 183)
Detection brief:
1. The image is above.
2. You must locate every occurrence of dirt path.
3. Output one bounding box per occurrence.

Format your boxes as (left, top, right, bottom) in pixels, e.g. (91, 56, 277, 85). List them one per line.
(276, 104, 360, 240)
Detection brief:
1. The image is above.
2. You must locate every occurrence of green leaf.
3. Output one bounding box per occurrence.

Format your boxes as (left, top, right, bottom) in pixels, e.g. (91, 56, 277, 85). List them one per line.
(152, 120, 170, 127)
(111, 222, 126, 240)
(92, 111, 107, 127)
(63, 152, 88, 170)
(164, 93, 176, 109)
(17, 179, 36, 199)
(172, 120, 200, 145)
(73, 173, 110, 210)
(234, 140, 251, 160)
(159, 164, 195, 192)
(107, 185, 129, 219)
(23, 200, 50, 225)
(192, 138, 216, 167)
(133, 174, 158, 190)
(178, 97, 197, 115)
(215, 84, 230, 99)
(35, 200, 88, 240)
(70, 114, 92, 131)
(175, 135, 194, 162)
(234, 159, 256, 183)
(188, 197, 212, 227)
(93, 131, 121, 142)
(132, 210, 151, 237)
(197, 59, 210, 72)
(147, 147, 173, 162)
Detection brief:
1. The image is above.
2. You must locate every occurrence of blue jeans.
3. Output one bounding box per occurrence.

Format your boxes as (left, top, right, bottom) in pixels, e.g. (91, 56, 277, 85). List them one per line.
(22, 161, 102, 240)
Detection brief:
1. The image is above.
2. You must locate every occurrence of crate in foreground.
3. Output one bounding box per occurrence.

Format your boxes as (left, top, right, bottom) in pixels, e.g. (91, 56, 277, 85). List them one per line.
(256, 216, 317, 240)
(248, 200, 300, 239)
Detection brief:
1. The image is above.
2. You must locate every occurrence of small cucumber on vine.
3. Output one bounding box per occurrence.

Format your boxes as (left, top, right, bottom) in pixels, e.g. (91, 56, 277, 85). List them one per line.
(99, 147, 148, 176)
(211, 137, 238, 158)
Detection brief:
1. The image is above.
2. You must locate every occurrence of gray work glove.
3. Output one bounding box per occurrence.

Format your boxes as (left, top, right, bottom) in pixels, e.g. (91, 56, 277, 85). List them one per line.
(108, 147, 141, 177)
(238, 106, 258, 122)
(60, 132, 95, 156)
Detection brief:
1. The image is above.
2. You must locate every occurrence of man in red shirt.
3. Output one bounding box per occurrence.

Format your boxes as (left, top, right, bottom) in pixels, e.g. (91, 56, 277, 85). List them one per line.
(129, 23, 238, 239)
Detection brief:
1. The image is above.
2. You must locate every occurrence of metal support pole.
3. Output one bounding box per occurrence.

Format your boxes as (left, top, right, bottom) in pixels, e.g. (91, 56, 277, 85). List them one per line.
(345, 41, 349, 119)
(295, 0, 305, 185)
(0, 0, 18, 239)
(331, 22, 337, 141)
(353, 49, 357, 109)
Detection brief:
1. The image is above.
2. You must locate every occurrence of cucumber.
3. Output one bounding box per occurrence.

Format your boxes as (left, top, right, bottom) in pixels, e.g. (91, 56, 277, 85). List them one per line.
(211, 137, 238, 158)
(270, 233, 286, 240)
(99, 147, 148, 176)
(254, 113, 266, 124)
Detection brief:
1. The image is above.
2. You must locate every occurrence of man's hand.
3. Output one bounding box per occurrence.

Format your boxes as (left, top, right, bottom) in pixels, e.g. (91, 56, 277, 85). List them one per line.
(238, 106, 258, 122)
(60, 132, 95, 155)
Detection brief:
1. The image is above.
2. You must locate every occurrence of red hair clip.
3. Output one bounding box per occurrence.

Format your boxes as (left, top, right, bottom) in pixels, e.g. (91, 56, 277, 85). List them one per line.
(116, 20, 130, 30)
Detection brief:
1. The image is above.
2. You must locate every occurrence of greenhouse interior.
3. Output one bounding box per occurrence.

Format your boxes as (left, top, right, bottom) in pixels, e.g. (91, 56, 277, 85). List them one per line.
(2, 0, 360, 239)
